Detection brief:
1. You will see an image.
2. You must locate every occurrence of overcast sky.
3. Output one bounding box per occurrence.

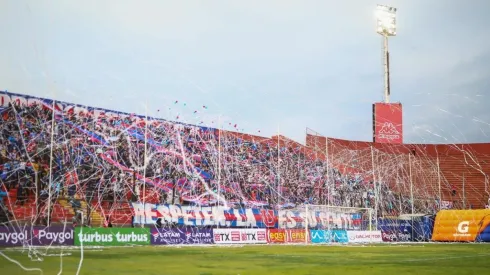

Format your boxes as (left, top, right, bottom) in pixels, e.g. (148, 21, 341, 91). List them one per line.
(1, 0, 489, 144)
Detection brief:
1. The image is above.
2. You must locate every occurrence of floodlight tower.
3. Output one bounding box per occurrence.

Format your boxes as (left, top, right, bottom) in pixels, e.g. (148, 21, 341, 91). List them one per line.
(376, 5, 397, 103)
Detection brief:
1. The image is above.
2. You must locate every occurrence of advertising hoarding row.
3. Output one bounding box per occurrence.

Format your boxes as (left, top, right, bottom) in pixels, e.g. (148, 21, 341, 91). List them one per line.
(5, 209, 490, 247)
(0, 226, 385, 247)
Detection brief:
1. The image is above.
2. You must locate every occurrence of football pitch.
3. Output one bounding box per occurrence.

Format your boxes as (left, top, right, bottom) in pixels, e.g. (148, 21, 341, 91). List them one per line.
(1, 244, 490, 275)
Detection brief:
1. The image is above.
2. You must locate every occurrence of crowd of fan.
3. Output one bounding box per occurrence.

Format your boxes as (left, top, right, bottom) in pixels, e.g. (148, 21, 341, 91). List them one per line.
(0, 97, 433, 225)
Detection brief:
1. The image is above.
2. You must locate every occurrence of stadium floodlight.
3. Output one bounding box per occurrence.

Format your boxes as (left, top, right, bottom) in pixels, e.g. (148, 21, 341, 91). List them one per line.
(375, 4, 397, 104)
(376, 5, 397, 36)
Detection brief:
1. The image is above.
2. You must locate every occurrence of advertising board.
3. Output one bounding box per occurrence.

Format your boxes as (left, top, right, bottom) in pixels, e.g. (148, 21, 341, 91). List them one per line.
(0, 226, 74, 247)
(332, 230, 349, 243)
(373, 103, 403, 144)
(31, 226, 74, 246)
(346, 231, 382, 243)
(267, 229, 286, 243)
(310, 230, 330, 244)
(431, 209, 490, 242)
(310, 230, 348, 244)
(150, 227, 213, 245)
(0, 226, 30, 247)
(381, 230, 411, 242)
(74, 227, 150, 246)
(287, 229, 307, 243)
(213, 228, 267, 244)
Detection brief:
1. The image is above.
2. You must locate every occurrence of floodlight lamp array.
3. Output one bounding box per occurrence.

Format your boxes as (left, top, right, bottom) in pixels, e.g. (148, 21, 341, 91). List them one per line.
(376, 5, 397, 36)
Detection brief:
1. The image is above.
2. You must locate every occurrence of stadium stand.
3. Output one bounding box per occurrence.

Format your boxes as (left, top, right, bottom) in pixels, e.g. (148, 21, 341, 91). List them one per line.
(0, 90, 489, 227)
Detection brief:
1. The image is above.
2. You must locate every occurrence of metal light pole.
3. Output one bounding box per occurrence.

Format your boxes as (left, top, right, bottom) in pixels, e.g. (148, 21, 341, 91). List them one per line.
(376, 5, 397, 103)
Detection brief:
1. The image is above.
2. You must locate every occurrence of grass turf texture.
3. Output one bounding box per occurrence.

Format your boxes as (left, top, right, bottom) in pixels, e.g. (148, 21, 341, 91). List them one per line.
(1, 244, 490, 275)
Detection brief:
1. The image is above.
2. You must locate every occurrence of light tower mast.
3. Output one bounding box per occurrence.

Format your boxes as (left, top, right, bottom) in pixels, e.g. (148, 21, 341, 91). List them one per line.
(376, 5, 397, 103)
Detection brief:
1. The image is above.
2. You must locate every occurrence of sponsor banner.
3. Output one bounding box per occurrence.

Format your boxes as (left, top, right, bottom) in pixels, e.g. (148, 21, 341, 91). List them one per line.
(378, 218, 414, 242)
(287, 229, 307, 243)
(381, 230, 411, 242)
(0, 226, 30, 247)
(150, 227, 213, 245)
(432, 209, 490, 242)
(310, 230, 348, 243)
(31, 226, 74, 246)
(267, 229, 286, 243)
(266, 229, 309, 243)
(347, 231, 382, 243)
(379, 216, 435, 242)
(373, 103, 403, 144)
(132, 202, 354, 229)
(332, 230, 349, 243)
(0, 226, 74, 247)
(213, 228, 267, 244)
(310, 230, 330, 243)
(74, 227, 150, 246)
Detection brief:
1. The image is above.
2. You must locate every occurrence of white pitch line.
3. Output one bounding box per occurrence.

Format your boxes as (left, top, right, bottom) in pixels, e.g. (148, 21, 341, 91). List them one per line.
(0, 251, 43, 275)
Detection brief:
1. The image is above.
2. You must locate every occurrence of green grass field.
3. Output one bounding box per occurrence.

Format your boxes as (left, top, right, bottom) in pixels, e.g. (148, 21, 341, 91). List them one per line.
(1, 244, 490, 275)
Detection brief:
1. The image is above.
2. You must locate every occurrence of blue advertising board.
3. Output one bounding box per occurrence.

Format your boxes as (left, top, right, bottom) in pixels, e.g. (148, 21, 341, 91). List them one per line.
(309, 230, 348, 243)
(331, 230, 348, 243)
(378, 216, 435, 242)
(310, 230, 330, 243)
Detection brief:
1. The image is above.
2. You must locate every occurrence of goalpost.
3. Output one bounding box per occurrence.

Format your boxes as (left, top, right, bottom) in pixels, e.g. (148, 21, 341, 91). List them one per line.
(303, 205, 375, 245)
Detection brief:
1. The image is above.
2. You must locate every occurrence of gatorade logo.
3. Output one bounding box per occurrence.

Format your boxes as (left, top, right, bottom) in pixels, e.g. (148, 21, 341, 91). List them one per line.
(457, 221, 469, 233)
(453, 221, 471, 237)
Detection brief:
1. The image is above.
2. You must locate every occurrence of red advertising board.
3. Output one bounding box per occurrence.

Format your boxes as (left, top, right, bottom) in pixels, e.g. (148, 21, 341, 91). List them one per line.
(373, 103, 403, 144)
(267, 229, 308, 243)
(267, 229, 286, 243)
(287, 229, 307, 243)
